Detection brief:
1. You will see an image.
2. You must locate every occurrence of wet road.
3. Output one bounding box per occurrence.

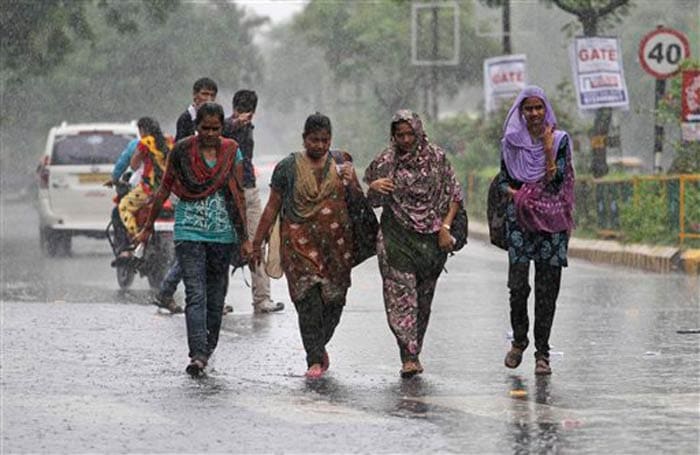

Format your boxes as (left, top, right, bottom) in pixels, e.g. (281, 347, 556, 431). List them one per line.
(2, 200, 699, 453)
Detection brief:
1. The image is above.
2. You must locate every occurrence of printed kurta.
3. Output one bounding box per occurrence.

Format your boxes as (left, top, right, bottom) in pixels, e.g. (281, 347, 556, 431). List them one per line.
(364, 110, 463, 363)
(270, 153, 353, 303)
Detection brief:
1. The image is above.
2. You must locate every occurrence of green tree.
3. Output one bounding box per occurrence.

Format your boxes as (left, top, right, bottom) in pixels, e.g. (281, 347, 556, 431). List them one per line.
(0, 0, 178, 81)
(293, 1, 498, 120)
(1, 1, 266, 184)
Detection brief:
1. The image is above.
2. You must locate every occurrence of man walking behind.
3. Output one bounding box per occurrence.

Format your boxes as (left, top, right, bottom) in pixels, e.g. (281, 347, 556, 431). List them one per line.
(223, 89, 284, 314)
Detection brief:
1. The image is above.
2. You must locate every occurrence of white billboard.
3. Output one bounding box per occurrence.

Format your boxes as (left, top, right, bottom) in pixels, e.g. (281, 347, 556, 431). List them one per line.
(570, 36, 629, 110)
(483, 54, 527, 113)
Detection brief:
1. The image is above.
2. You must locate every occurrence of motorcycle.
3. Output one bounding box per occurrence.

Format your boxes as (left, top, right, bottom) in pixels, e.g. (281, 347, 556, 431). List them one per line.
(106, 180, 175, 290)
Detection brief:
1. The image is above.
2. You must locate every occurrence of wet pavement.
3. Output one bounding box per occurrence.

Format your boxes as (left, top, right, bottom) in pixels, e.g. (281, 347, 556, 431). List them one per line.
(2, 200, 699, 453)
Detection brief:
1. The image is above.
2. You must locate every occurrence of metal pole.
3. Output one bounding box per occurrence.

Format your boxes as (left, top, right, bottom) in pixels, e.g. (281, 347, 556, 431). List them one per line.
(653, 78, 666, 173)
(679, 175, 685, 245)
(502, 0, 511, 54)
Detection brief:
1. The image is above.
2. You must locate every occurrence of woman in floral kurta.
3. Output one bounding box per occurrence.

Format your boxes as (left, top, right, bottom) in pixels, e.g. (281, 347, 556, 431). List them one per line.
(365, 110, 462, 378)
(252, 113, 361, 379)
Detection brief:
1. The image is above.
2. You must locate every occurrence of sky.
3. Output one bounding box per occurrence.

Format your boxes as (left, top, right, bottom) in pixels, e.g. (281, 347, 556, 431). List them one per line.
(233, 0, 309, 24)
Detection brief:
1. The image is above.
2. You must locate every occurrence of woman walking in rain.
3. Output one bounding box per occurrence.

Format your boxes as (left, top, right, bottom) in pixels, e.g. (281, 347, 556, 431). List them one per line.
(364, 110, 462, 378)
(135, 102, 250, 377)
(251, 113, 360, 380)
(498, 86, 575, 376)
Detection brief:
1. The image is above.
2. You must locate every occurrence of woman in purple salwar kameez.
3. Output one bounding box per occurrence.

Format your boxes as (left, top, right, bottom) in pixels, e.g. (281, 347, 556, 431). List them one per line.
(498, 86, 575, 376)
(365, 110, 462, 378)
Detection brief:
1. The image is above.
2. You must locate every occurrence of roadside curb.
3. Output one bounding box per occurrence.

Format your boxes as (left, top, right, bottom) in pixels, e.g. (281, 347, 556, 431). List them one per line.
(468, 220, 698, 275)
(681, 249, 700, 275)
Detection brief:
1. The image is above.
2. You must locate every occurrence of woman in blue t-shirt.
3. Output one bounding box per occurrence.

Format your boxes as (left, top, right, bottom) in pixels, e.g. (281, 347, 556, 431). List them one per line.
(136, 102, 251, 377)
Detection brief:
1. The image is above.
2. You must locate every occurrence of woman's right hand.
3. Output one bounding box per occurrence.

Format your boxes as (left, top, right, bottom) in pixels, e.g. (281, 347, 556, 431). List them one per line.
(369, 177, 395, 194)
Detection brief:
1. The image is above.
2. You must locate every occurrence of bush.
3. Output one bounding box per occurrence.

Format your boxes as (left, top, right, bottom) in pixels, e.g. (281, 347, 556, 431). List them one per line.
(619, 179, 679, 245)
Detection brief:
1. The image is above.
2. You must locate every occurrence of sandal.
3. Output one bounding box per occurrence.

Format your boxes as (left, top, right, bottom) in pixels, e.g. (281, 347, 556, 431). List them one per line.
(535, 358, 552, 376)
(415, 359, 424, 374)
(185, 358, 206, 377)
(305, 363, 325, 380)
(504, 346, 524, 369)
(400, 360, 421, 378)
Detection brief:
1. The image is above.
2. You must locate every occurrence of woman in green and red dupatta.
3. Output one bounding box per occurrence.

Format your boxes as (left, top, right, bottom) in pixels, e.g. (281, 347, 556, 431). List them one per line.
(252, 113, 361, 380)
(135, 102, 251, 377)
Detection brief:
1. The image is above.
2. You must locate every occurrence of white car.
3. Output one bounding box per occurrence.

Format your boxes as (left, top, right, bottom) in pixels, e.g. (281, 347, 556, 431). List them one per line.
(36, 121, 139, 256)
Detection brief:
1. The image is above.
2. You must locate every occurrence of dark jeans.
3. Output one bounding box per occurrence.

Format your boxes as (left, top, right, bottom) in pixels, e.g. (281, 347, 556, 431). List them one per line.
(293, 284, 345, 367)
(160, 257, 183, 298)
(508, 261, 562, 359)
(176, 241, 233, 361)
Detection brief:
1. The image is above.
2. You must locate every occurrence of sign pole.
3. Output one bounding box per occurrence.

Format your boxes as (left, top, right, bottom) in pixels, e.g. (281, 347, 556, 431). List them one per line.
(639, 25, 691, 173)
(653, 78, 666, 174)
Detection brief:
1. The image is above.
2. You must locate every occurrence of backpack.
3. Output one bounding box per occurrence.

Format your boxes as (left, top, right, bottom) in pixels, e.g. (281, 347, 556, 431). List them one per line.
(487, 174, 508, 250)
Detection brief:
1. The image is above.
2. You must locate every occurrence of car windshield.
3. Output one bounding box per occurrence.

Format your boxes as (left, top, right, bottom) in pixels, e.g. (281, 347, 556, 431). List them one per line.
(52, 132, 135, 165)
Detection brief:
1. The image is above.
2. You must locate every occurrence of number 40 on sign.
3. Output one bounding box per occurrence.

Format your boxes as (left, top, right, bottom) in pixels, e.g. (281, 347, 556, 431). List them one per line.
(639, 27, 691, 79)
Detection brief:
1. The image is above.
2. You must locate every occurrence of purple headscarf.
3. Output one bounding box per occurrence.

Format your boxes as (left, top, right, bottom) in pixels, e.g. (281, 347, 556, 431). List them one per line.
(501, 86, 558, 183)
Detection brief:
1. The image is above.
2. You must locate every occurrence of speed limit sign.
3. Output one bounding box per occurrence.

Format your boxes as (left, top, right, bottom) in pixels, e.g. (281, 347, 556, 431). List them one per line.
(639, 27, 690, 79)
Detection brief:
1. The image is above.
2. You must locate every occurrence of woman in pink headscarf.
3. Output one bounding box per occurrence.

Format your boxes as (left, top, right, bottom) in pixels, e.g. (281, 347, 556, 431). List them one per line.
(498, 86, 575, 376)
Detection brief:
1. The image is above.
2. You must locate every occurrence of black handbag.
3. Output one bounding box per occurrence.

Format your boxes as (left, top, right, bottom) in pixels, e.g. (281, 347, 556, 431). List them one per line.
(345, 184, 379, 266)
(450, 202, 468, 251)
(331, 151, 379, 267)
(487, 174, 508, 250)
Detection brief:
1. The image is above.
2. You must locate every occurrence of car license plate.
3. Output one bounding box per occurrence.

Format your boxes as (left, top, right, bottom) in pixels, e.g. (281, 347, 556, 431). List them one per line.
(78, 173, 111, 184)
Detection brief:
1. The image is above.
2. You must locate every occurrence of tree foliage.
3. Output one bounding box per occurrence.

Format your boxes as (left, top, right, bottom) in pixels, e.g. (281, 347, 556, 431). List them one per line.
(0, 0, 178, 81)
(545, 0, 631, 36)
(1, 1, 266, 183)
(293, 0, 498, 117)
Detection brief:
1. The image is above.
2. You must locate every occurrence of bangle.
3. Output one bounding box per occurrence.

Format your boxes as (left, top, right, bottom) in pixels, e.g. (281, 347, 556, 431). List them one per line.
(442, 224, 451, 230)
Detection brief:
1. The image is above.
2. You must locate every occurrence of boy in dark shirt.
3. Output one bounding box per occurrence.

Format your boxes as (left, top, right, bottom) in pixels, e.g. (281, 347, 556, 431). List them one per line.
(174, 77, 218, 141)
(222, 90, 284, 314)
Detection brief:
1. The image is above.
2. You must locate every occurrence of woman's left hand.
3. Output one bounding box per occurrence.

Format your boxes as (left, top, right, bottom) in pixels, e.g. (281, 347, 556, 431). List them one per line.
(241, 240, 257, 271)
(438, 226, 455, 252)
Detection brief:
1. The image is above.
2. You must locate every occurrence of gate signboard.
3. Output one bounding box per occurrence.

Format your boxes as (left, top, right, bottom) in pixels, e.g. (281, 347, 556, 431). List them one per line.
(570, 36, 629, 110)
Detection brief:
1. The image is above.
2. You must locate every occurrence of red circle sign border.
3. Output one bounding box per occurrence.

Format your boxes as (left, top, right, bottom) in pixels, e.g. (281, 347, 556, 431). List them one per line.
(639, 27, 691, 79)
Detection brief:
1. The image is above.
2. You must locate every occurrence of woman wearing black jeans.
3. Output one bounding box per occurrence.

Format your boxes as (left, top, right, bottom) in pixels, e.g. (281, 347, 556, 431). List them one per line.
(136, 102, 251, 376)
